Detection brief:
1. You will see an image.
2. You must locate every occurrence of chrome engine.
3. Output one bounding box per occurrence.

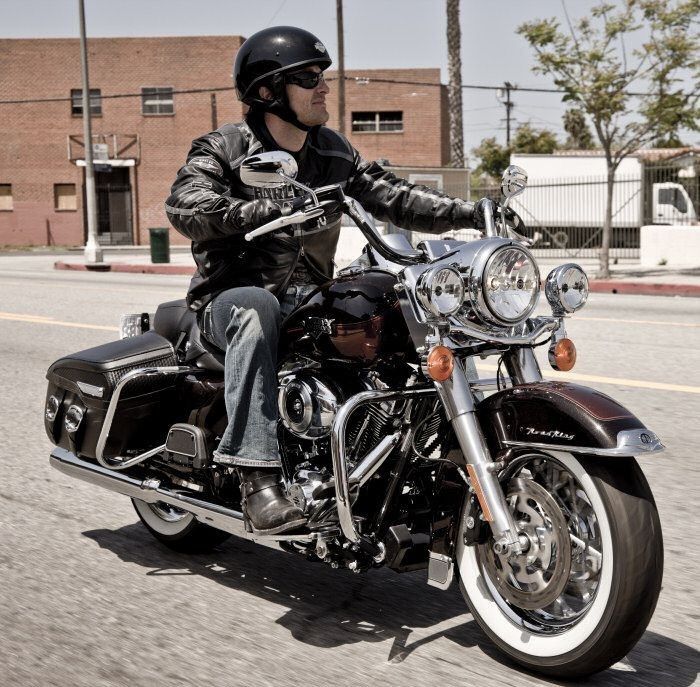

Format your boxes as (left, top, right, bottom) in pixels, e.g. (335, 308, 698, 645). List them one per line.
(278, 363, 408, 516)
(278, 371, 343, 439)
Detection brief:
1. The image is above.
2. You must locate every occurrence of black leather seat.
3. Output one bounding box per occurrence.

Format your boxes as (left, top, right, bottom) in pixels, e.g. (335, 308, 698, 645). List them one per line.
(153, 299, 225, 372)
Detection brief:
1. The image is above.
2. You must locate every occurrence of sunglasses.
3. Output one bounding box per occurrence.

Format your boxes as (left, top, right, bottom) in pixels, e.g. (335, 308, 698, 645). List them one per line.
(285, 71, 326, 89)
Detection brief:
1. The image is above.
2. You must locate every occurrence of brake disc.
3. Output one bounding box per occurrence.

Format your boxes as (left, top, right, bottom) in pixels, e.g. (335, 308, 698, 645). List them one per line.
(478, 477, 572, 610)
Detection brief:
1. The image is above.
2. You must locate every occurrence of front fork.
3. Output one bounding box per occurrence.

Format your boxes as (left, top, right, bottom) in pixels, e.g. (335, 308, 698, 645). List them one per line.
(435, 350, 542, 555)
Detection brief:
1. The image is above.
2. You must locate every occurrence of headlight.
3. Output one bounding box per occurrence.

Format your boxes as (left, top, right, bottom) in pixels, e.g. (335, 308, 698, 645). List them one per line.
(545, 264, 589, 314)
(470, 245, 540, 325)
(416, 266, 465, 317)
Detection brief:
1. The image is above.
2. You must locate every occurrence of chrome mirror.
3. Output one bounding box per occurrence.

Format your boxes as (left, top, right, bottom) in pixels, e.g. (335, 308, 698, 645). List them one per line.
(501, 165, 528, 203)
(240, 151, 298, 188)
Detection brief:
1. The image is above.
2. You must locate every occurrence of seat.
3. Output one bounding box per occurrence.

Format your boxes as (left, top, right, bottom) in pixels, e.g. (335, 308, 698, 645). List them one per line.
(153, 299, 225, 372)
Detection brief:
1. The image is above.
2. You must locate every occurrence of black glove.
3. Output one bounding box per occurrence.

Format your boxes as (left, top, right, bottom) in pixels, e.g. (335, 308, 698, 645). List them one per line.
(226, 198, 283, 232)
(473, 198, 524, 232)
(472, 198, 498, 230)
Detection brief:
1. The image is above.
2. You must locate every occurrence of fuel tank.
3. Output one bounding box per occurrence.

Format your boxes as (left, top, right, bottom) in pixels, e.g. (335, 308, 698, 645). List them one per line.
(280, 269, 412, 363)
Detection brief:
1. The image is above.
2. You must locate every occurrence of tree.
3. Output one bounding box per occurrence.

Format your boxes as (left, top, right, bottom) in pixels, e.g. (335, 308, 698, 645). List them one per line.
(471, 137, 510, 179)
(512, 122, 560, 153)
(471, 123, 559, 179)
(563, 107, 595, 149)
(518, 0, 699, 277)
(446, 0, 464, 167)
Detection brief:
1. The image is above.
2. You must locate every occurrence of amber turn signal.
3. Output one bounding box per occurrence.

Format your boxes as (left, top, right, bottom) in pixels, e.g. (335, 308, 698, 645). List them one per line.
(426, 345, 454, 381)
(549, 337, 577, 371)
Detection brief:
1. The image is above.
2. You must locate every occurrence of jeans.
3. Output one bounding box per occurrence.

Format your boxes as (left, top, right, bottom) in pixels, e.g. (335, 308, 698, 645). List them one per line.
(202, 284, 315, 468)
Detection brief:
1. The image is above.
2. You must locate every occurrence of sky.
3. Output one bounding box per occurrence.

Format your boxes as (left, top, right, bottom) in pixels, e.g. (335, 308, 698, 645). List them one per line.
(2, 0, 697, 158)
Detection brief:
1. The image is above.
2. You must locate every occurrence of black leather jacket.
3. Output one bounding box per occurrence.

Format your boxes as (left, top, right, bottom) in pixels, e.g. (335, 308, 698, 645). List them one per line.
(165, 112, 477, 310)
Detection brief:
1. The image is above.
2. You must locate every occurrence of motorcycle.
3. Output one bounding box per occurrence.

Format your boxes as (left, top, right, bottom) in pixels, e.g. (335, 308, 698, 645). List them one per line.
(45, 155, 664, 678)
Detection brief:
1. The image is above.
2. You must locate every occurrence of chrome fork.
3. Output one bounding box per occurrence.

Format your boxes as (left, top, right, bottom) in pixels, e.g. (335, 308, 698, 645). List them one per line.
(435, 357, 532, 555)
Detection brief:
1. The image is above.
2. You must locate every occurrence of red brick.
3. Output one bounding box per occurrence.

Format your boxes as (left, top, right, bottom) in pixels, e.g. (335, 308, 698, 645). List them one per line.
(0, 37, 447, 246)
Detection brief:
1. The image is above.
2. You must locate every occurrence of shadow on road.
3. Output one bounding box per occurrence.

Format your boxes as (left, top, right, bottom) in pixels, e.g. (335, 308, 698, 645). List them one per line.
(84, 524, 699, 686)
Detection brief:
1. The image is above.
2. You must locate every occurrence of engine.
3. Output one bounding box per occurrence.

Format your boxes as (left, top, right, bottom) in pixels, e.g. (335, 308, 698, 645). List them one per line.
(277, 362, 407, 515)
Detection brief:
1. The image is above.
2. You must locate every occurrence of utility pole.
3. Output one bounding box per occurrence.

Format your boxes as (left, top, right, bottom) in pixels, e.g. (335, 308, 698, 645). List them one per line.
(210, 92, 218, 130)
(336, 0, 346, 135)
(500, 81, 515, 147)
(78, 0, 102, 263)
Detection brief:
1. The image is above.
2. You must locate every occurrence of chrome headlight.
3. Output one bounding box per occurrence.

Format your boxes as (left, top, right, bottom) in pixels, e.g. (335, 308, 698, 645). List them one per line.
(545, 264, 589, 315)
(416, 266, 465, 317)
(470, 245, 540, 325)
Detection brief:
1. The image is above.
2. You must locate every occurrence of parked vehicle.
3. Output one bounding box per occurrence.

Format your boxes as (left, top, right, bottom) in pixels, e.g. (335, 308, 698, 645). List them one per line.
(46, 159, 664, 678)
(510, 152, 697, 249)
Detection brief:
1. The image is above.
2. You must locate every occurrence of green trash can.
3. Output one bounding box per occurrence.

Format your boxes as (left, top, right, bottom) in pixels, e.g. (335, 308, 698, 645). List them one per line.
(148, 227, 170, 263)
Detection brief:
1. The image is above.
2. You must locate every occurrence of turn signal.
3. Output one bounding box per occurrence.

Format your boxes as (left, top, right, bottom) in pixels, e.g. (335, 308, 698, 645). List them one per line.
(426, 346, 454, 381)
(549, 337, 577, 371)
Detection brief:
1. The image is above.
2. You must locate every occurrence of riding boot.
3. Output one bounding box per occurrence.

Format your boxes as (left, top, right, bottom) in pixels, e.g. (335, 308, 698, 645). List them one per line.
(239, 467, 306, 534)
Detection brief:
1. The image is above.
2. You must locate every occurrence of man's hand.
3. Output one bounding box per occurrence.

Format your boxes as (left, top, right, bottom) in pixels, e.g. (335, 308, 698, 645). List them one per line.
(227, 198, 284, 232)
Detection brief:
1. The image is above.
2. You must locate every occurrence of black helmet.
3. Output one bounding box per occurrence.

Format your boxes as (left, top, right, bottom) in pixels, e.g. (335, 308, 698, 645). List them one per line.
(234, 26, 332, 131)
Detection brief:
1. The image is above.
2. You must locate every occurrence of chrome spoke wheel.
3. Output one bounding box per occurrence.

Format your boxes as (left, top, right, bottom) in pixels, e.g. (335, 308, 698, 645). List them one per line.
(146, 501, 191, 524)
(478, 477, 572, 611)
(478, 455, 603, 632)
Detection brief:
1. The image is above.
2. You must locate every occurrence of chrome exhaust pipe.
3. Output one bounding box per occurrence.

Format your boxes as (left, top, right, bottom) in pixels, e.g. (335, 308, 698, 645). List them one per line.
(49, 447, 319, 543)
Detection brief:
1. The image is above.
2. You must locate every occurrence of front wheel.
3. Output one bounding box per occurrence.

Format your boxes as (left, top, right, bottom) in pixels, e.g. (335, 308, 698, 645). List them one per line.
(132, 499, 231, 553)
(456, 451, 663, 678)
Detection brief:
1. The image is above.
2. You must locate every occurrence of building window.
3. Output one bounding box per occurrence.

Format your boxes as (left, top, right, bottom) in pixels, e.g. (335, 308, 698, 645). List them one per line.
(71, 89, 102, 116)
(0, 184, 12, 211)
(351, 111, 403, 133)
(54, 184, 77, 211)
(141, 87, 174, 115)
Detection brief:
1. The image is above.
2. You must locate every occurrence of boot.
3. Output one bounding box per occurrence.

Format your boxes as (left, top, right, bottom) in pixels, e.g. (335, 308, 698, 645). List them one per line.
(239, 467, 306, 534)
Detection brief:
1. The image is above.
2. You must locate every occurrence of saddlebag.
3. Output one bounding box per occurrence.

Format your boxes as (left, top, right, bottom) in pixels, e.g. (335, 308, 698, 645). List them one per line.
(44, 331, 180, 460)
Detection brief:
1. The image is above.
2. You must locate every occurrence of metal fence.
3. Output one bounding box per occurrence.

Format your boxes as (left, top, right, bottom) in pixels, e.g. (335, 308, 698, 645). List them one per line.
(385, 161, 699, 260)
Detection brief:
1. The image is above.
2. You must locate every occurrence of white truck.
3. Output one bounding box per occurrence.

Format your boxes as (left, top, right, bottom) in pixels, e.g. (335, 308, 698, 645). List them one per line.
(508, 152, 697, 247)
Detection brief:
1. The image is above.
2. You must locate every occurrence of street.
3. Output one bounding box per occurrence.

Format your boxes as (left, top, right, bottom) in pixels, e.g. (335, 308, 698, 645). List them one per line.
(1, 256, 698, 687)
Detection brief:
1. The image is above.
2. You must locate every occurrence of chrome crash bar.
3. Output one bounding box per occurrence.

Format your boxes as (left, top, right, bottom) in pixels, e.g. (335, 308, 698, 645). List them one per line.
(95, 366, 192, 471)
(331, 386, 437, 554)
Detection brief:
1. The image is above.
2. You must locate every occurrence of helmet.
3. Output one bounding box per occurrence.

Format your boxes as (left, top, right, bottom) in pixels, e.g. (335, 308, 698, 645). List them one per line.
(234, 26, 332, 131)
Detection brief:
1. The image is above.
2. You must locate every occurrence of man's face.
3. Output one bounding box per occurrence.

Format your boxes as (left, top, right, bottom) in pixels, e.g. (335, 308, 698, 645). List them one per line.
(285, 66, 330, 127)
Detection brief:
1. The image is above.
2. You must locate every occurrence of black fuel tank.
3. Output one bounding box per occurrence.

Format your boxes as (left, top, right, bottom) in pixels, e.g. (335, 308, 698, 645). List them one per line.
(280, 270, 411, 362)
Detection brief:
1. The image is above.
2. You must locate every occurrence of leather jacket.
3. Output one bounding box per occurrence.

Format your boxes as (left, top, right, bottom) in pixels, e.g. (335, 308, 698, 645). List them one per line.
(165, 111, 477, 310)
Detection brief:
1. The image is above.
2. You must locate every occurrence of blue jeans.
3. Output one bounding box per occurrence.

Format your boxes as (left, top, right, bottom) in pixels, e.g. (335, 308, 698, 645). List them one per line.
(202, 285, 315, 467)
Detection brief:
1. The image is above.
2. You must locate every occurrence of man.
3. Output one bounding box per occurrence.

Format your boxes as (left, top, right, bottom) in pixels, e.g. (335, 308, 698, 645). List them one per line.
(165, 26, 481, 535)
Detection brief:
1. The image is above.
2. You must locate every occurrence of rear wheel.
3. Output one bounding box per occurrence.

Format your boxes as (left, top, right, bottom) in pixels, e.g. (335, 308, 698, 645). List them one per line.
(132, 499, 231, 553)
(457, 451, 663, 678)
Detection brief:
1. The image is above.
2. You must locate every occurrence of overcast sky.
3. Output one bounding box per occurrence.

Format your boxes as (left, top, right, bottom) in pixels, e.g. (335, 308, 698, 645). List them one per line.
(2, 0, 697, 156)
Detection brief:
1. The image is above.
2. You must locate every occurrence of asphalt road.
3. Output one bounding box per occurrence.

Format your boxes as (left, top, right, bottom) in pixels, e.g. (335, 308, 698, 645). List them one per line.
(1, 258, 698, 687)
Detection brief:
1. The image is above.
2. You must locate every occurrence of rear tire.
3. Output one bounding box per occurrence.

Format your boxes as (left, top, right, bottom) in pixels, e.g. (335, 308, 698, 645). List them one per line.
(132, 498, 231, 553)
(457, 451, 663, 678)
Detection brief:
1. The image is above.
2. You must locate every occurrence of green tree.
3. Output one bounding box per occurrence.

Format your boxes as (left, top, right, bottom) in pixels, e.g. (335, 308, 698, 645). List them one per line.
(518, 0, 699, 277)
(471, 136, 510, 179)
(471, 124, 559, 179)
(563, 107, 595, 149)
(512, 122, 560, 153)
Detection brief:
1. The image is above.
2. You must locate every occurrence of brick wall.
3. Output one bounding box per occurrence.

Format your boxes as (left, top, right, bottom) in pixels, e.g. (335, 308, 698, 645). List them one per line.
(0, 37, 447, 247)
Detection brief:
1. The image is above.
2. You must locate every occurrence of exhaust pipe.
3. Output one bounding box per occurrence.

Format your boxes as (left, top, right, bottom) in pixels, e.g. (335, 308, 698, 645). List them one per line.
(49, 447, 317, 543)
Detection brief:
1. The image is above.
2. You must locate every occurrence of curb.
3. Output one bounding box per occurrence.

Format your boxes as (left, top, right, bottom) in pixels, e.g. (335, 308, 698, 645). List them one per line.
(588, 281, 700, 298)
(55, 261, 193, 275)
(54, 261, 700, 297)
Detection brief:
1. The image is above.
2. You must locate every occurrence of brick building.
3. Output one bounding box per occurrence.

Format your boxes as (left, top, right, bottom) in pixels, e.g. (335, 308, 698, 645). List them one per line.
(0, 36, 451, 247)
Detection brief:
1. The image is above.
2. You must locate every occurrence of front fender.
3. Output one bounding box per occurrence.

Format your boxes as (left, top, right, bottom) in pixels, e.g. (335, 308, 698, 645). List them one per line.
(476, 381, 664, 457)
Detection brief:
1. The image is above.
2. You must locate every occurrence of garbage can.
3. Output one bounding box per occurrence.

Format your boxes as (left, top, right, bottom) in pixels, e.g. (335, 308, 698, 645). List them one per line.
(148, 227, 170, 263)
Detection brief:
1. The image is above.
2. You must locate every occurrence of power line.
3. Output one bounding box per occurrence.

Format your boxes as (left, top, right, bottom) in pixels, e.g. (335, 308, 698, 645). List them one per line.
(0, 76, 676, 107)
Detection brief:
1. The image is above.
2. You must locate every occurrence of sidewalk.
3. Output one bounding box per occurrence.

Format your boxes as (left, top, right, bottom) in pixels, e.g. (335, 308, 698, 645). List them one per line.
(41, 243, 700, 298)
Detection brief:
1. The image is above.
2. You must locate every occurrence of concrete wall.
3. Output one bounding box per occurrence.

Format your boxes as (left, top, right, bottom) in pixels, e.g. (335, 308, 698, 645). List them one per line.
(640, 225, 700, 266)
